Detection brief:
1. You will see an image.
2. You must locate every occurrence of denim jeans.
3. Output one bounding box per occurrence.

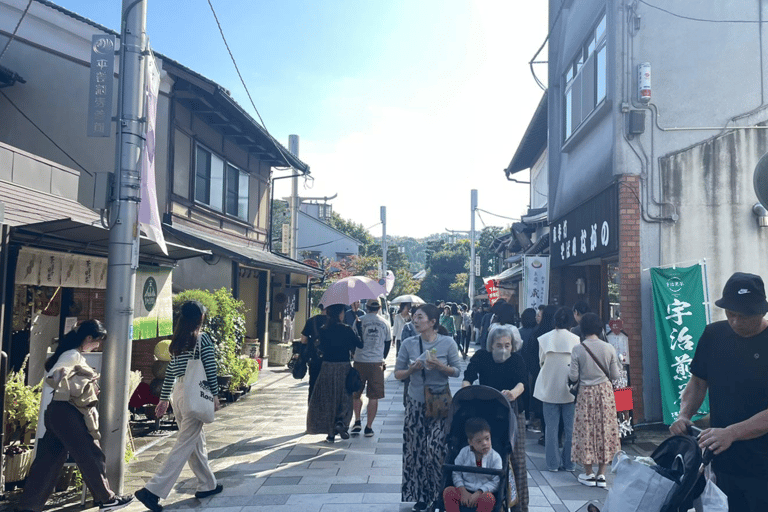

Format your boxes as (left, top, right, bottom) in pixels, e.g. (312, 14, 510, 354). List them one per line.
(542, 401, 575, 471)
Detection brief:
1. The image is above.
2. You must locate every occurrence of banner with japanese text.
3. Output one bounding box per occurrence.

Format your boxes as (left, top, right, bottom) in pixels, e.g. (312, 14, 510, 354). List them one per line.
(484, 278, 500, 305)
(522, 255, 550, 311)
(650, 263, 710, 425)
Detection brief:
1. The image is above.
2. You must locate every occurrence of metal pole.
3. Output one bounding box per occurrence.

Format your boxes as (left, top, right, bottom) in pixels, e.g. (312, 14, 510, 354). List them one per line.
(469, 190, 477, 308)
(288, 135, 299, 260)
(380, 206, 387, 279)
(101, 0, 147, 492)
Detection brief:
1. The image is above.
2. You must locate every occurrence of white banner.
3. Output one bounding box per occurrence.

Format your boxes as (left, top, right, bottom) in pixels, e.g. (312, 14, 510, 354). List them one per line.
(522, 255, 550, 311)
(138, 49, 167, 254)
(15, 248, 108, 289)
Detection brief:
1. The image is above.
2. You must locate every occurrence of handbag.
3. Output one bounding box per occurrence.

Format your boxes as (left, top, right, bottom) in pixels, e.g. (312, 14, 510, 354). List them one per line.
(419, 337, 452, 419)
(184, 334, 215, 424)
(292, 349, 308, 380)
(345, 367, 363, 394)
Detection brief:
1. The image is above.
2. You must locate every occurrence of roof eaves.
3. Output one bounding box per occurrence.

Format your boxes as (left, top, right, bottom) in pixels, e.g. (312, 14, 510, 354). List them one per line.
(505, 92, 548, 177)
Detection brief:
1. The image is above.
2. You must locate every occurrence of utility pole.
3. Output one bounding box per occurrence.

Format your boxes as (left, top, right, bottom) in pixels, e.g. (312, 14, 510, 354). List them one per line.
(469, 189, 478, 309)
(288, 135, 299, 260)
(380, 206, 387, 279)
(102, 0, 147, 492)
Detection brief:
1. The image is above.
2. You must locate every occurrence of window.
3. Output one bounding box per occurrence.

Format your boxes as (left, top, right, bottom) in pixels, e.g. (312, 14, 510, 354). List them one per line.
(194, 145, 249, 220)
(564, 13, 607, 141)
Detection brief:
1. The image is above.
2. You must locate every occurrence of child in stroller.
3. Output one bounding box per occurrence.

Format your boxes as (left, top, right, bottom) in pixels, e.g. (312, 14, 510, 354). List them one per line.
(437, 385, 516, 512)
(443, 417, 503, 512)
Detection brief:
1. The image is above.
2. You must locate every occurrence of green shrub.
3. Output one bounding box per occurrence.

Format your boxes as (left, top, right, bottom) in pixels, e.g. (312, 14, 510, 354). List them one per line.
(172, 288, 247, 380)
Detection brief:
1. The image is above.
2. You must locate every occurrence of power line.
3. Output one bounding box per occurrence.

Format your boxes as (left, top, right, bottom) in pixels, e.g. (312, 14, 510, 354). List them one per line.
(205, 0, 296, 170)
(0, 90, 93, 176)
(0, 0, 33, 65)
(475, 208, 520, 221)
(639, 0, 768, 23)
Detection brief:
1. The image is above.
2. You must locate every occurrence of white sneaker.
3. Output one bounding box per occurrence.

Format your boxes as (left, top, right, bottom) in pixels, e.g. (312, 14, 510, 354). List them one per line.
(578, 473, 597, 487)
(596, 474, 607, 488)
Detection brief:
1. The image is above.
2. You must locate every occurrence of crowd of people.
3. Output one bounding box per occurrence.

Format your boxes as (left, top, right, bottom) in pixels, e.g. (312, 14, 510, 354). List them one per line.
(20, 269, 768, 512)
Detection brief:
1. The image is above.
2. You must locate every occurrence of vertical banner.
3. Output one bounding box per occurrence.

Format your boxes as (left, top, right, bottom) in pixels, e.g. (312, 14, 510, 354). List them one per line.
(87, 34, 115, 137)
(138, 49, 167, 254)
(484, 278, 499, 305)
(650, 263, 710, 425)
(522, 255, 550, 311)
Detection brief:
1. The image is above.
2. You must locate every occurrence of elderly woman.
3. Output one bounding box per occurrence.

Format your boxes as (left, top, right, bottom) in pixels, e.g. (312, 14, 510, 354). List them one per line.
(570, 313, 621, 488)
(463, 325, 530, 512)
(396, 304, 462, 512)
(534, 307, 580, 472)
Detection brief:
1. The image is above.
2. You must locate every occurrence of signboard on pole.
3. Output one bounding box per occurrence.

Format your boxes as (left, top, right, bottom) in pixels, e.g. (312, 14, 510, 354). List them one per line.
(87, 34, 115, 137)
(650, 263, 711, 425)
(522, 255, 549, 311)
(133, 267, 172, 340)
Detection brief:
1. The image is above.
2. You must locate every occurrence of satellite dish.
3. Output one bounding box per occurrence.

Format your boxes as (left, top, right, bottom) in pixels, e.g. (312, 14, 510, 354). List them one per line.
(754, 152, 768, 207)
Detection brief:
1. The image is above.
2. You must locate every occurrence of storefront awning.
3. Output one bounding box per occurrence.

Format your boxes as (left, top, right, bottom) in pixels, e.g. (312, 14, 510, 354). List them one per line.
(164, 223, 323, 278)
(488, 264, 523, 283)
(12, 219, 210, 262)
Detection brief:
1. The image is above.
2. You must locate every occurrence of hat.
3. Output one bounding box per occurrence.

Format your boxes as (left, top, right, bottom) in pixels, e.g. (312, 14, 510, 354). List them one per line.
(367, 298, 381, 309)
(181, 300, 207, 319)
(715, 272, 768, 316)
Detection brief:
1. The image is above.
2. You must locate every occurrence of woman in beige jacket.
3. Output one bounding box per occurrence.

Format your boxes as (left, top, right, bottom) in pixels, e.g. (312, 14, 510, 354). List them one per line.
(533, 307, 580, 472)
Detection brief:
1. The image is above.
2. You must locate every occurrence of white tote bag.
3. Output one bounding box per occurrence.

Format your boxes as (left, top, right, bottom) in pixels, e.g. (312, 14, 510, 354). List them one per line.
(183, 335, 215, 424)
(603, 452, 677, 512)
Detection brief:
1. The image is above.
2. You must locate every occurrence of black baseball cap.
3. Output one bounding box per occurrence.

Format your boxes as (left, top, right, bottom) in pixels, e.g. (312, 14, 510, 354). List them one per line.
(367, 298, 381, 309)
(715, 272, 768, 316)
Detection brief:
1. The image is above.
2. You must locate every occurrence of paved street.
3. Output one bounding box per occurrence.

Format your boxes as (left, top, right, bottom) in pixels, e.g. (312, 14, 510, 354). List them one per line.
(121, 346, 662, 512)
(3, 347, 665, 512)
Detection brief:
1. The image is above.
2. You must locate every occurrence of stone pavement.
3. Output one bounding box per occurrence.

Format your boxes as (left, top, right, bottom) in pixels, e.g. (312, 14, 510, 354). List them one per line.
(4, 347, 668, 512)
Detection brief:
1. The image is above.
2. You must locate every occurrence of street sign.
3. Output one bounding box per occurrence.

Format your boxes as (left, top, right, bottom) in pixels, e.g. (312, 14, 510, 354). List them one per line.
(87, 34, 116, 137)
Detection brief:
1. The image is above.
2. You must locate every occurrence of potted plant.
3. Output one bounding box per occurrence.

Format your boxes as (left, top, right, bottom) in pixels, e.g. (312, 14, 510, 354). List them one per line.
(3, 357, 42, 486)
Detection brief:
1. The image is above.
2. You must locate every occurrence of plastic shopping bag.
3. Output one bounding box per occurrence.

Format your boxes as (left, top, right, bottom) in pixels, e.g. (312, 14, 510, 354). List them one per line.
(603, 452, 676, 512)
(693, 478, 728, 512)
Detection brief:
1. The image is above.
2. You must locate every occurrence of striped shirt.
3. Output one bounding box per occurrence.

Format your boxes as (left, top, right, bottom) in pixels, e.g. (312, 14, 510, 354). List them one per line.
(160, 332, 219, 400)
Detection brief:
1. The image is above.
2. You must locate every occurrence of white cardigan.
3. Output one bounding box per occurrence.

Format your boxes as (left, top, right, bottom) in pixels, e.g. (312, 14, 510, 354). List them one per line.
(533, 328, 580, 404)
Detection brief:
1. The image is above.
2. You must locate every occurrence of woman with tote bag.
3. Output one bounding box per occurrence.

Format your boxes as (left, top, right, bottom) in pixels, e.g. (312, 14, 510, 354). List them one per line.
(135, 301, 222, 512)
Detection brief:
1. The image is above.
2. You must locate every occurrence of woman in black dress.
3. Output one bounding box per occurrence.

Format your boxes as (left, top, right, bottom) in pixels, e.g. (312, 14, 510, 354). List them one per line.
(306, 303, 363, 442)
(463, 325, 529, 512)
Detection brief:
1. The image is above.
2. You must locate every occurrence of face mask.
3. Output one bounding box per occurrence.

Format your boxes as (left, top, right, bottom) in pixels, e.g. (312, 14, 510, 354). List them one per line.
(492, 348, 511, 363)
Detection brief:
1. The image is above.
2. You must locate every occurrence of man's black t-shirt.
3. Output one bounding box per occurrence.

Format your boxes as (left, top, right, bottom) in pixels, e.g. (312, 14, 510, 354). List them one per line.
(690, 320, 768, 477)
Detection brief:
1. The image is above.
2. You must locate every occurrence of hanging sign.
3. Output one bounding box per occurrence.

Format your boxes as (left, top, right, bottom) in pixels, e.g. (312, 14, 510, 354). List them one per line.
(484, 278, 500, 305)
(133, 268, 173, 340)
(650, 263, 711, 425)
(15, 248, 108, 289)
(87, 34, 116, 137)
(550, 184, 618, 268)
(522, 255, 550, 311)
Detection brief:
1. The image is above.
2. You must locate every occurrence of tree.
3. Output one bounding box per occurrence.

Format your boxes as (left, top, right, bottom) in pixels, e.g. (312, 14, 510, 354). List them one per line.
(418, 242, 470, 302)
(326, 212, 377, 256)
(476, 226, 506, 277)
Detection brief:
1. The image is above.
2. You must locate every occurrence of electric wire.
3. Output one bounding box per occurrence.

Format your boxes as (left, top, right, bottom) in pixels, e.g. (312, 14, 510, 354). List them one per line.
(528, 0, 568, 90)
(205, 0, 297, 171)
(0, 90, 93, 177)
(638, 0, 768, 24)
(475, 208, 520, 221)
(0, 0, 33, 65)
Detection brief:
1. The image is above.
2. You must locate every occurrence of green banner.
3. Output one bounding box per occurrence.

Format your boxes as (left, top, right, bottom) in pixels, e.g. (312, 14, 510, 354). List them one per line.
(650, 264, 710, 425)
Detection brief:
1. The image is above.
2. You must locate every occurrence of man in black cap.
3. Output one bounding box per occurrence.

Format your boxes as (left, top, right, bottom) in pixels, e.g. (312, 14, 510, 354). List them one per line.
(671, 272, 768, 511)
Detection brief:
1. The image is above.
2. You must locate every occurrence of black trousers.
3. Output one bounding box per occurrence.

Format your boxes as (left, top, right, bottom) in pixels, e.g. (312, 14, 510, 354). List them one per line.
(19, 401, 113, 512)
(715, 471, 768, 512)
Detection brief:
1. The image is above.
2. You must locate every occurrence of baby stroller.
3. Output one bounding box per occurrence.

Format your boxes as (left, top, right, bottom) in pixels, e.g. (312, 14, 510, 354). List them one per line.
(435, 385, 517, 512)
(599, 425, 716, 512)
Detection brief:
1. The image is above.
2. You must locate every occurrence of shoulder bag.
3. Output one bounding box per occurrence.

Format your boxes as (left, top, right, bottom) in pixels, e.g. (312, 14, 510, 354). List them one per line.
(184, 334, 216, 423)
(420, 337, 452, 418)
(569, 341, 611, 397)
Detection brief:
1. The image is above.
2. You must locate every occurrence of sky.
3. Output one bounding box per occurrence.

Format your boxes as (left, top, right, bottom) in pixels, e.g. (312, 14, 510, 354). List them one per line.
(54, 0, 549, 239)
